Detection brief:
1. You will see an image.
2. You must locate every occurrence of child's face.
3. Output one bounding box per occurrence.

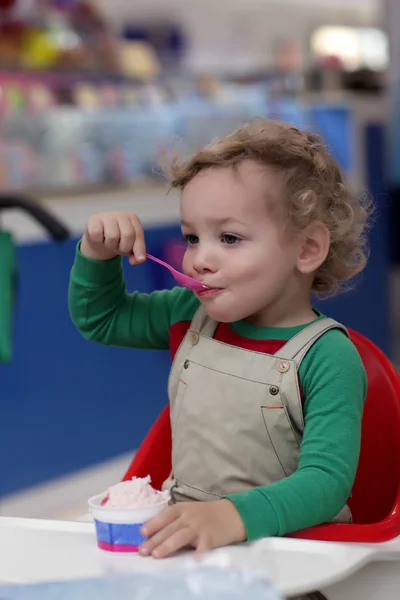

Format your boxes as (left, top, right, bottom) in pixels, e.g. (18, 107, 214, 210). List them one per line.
(180, 161, 306, 325)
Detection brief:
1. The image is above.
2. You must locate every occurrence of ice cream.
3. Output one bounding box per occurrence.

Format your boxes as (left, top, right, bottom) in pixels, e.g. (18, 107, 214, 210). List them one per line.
(89, 475, 170, 553)
(103, 476, 170, 509)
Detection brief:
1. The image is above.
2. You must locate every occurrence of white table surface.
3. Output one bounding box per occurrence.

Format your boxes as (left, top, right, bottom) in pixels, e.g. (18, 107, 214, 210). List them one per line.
(1, 517, 400, 597)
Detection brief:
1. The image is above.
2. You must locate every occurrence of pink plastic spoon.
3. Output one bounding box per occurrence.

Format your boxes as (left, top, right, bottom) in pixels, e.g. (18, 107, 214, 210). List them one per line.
(146, 253, 208, 292)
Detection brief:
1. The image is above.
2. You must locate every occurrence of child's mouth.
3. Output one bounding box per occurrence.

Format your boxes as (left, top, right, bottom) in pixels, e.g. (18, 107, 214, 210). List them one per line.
(197, 287, 224, 298)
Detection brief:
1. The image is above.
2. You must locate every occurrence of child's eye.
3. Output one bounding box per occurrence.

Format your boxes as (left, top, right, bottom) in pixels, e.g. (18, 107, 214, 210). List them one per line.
(221, 234, 241, 245)
(184, 234, 199, 245)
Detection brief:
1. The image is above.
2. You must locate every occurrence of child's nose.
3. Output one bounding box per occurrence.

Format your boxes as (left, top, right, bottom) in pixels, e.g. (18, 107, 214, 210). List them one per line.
(192, 247, 216, 273)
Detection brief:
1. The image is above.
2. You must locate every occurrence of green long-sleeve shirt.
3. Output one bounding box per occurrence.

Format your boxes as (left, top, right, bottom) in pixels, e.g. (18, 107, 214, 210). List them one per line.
(69, 247, 367, 541)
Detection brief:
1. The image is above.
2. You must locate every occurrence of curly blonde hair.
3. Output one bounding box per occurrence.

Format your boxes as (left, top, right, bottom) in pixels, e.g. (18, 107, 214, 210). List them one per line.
(168, 118, 372, 296)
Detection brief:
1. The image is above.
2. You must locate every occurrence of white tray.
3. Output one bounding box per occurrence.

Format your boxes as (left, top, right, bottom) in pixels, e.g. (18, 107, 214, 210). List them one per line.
(1, 516, 399, 597)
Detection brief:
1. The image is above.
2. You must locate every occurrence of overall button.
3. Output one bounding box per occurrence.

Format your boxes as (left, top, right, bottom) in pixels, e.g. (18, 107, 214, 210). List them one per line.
(269, 385, 279, 395)
(183, 360, 190, 369)
(276, 360, 290, 373)
(190, 332, 200, 346)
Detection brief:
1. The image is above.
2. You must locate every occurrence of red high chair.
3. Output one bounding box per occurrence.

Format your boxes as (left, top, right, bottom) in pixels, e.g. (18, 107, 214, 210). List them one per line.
(123, 329, 400, 544)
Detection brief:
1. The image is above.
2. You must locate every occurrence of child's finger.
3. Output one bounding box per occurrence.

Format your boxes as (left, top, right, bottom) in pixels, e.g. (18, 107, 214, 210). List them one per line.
(129, 214, 146, 261)
(139, 519, 181, 556)
(86, 216, 105, 244)
(117, 214, 137, 255)
(151, 526, 194, 559)
(141, 505, 179, 538)
(196, 534, 215, 554)
(103, 218, 121, 252)
(128, 253, 139, 266)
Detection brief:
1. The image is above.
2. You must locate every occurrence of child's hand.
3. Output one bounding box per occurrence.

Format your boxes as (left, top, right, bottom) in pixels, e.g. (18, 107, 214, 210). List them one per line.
(138, 499, 247, 559)
(80, 211, 146, 264)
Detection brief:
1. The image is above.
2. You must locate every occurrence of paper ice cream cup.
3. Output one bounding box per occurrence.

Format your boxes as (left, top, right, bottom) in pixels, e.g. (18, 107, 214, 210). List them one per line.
(88, 493, 169, 553)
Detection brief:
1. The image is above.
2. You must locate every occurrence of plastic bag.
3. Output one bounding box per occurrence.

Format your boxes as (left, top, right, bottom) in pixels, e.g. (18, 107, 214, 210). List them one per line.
(0, 566, 282, 599)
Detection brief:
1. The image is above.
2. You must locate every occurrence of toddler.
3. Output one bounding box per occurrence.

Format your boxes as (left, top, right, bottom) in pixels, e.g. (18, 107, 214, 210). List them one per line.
(69, 119, 370, 560)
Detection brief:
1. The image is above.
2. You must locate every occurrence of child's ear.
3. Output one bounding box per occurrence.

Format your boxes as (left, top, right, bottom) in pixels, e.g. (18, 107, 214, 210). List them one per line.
(297, 221, 330, 274)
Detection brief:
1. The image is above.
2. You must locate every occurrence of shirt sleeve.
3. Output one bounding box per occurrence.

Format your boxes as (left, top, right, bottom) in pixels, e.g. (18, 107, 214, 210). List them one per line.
(68, 243, 193, 350)
(225, 329, 367, 541)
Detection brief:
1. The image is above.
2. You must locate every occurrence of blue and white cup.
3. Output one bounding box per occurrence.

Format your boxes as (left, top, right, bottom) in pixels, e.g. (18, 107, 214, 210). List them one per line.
(88, 493, 169, 553)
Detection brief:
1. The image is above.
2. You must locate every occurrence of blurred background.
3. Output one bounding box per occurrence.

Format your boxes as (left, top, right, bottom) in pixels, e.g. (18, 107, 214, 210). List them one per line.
(0, 0, 398, 520)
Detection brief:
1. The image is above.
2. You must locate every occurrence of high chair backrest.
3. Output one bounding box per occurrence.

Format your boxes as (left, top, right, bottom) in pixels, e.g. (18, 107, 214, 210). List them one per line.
(123, 328, 400, 533)
(123, 404, 171, 489)
(345, 329, 400, 524)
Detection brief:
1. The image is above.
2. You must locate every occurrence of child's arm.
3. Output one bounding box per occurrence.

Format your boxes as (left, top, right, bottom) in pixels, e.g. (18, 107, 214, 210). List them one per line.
(69, 211, 194, 350)
(69, 248, 185, 349)
(226, 329, 367, 541)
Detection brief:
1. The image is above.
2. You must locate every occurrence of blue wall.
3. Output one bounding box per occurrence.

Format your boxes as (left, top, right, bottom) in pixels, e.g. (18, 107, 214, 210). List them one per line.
(316, 125, 391, 355)
(0, 226, 180, 497)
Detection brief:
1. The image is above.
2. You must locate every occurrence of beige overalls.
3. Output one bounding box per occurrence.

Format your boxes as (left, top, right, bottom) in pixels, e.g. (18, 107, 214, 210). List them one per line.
(163, 305, 351, 525)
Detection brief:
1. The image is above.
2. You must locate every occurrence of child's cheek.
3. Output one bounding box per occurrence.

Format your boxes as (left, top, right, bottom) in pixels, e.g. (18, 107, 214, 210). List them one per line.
(182, 250, 192, 276)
